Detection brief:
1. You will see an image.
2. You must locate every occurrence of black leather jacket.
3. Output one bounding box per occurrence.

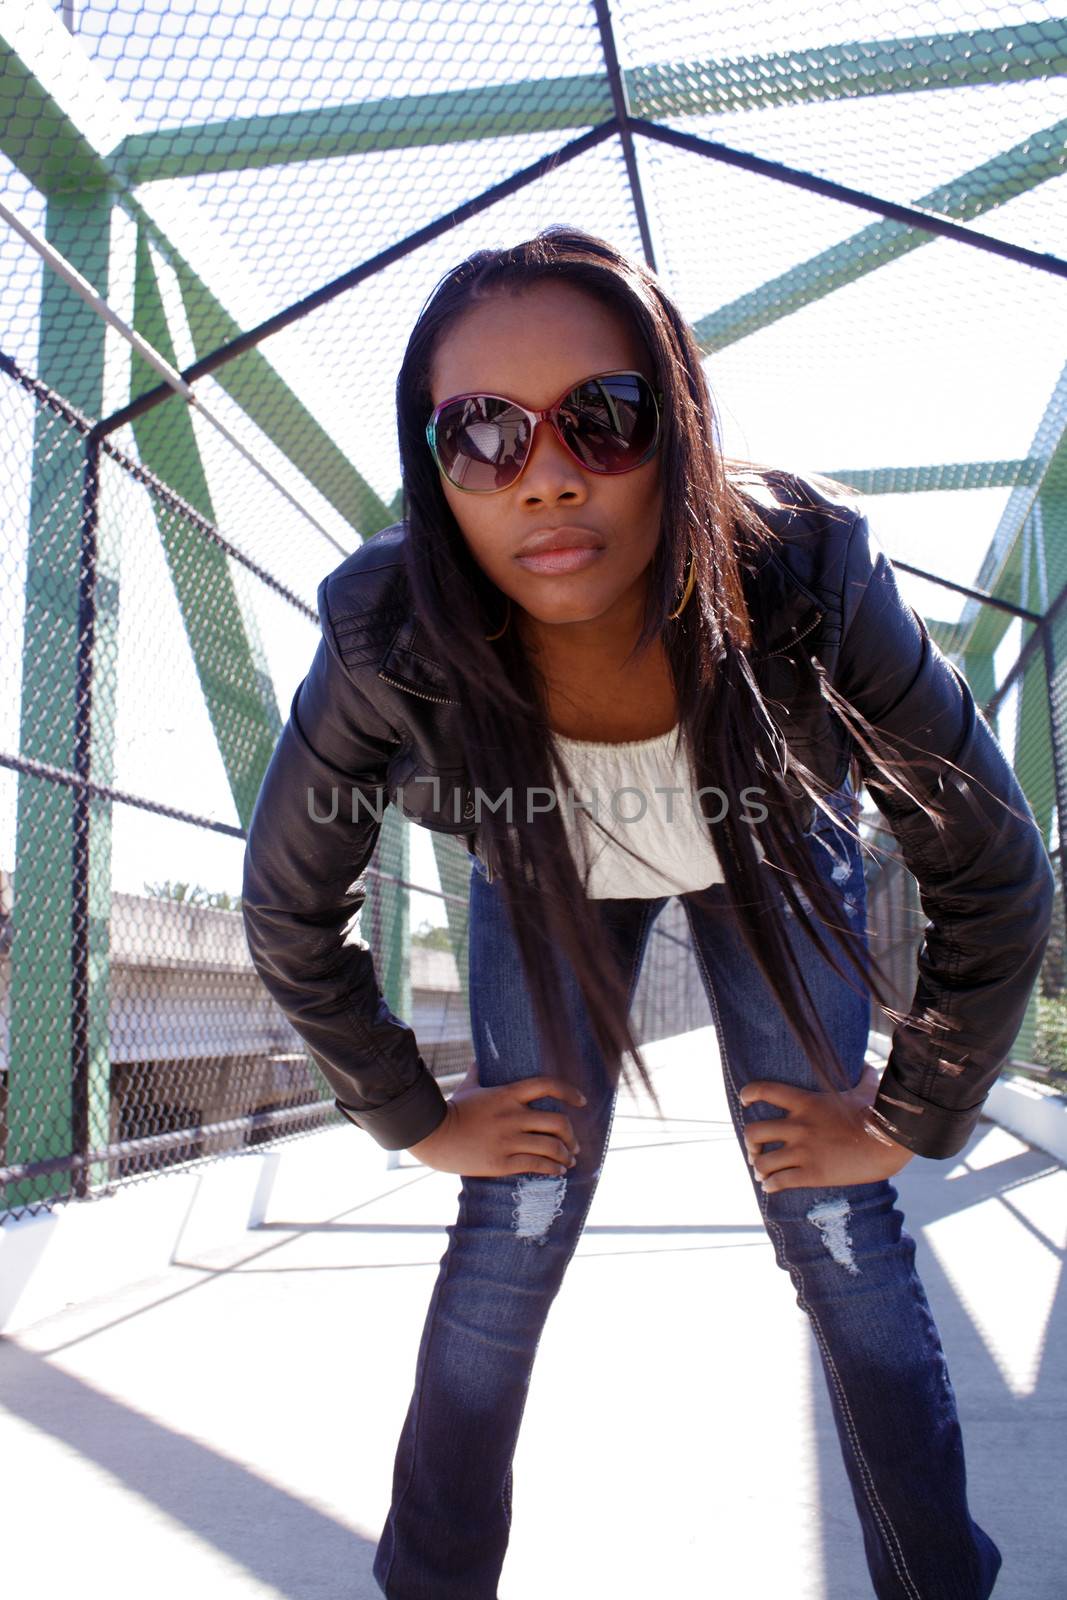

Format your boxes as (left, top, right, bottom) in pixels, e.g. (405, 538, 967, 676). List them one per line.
(241, 472, 1055, 1160)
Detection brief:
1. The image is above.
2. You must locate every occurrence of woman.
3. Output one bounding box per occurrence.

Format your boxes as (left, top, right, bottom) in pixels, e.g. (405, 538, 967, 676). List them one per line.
(241, 227, 1054, 1599)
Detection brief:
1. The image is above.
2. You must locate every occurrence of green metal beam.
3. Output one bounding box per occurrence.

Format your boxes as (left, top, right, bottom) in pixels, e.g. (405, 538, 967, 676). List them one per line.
(130, 228, 283, 831)
(1011, 499, 1062, 1062)
(0, 5, 115, 193)
(694, 118, 1067, 352)
(159, 243, 394, 536)
(6, 190, 121, 1210)
(819, 460, 1042, 496)
(953, 369, 1067, 658)
(115, 76, 612, 181)
(926, 618, 967, 656)
(109, 21, 1066, 181)
(961, 648, 996, 709)
(634, 23, 1067, 120)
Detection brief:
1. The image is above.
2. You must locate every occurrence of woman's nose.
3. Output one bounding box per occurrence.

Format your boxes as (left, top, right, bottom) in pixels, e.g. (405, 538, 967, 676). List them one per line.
(518, 418, 588, 505)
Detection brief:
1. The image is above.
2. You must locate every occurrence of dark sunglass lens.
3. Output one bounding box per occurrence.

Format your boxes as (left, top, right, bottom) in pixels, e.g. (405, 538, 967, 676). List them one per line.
(433, 397, 530, 491)
(558, 374, 658, 472)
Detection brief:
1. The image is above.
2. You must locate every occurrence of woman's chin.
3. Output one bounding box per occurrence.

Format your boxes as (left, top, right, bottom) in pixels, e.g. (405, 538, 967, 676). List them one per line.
(513, 581, 619, 626)
(521, 599, 611, 629)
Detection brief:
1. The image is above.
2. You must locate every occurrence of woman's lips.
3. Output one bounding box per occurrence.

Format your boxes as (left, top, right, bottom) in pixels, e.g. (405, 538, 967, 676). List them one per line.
(514, 546, 605, 574)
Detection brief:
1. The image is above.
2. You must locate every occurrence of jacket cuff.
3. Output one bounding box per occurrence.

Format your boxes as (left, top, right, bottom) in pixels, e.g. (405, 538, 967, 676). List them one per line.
(334, 1065, 449, 1151)
(869, 1060, 985, 1160)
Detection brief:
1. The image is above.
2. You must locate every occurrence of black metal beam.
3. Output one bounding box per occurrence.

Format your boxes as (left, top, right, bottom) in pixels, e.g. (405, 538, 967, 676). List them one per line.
(592, 0, 657, 272)
(890, 556, 1043, 623)
(629, 117, 1067, 280)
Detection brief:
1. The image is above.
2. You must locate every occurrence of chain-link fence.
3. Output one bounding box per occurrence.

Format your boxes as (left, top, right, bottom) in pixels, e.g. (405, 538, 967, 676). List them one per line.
(1, 0, 1065, 1223)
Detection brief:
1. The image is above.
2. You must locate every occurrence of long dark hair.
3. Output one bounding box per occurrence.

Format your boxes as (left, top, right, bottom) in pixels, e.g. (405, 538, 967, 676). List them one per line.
(394, 225, 964, 1131)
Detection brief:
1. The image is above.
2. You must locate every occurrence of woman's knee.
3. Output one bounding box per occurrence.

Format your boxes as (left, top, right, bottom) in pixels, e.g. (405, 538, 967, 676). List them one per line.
(759, 1178, 912, 1280)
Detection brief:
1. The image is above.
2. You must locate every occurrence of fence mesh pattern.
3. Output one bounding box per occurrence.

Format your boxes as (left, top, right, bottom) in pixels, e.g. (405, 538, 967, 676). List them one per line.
(1, 0, 1065, 1220)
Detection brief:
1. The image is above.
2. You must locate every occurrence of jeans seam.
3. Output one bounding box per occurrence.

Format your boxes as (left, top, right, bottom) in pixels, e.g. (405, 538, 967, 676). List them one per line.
(681, 900, 923, 1600)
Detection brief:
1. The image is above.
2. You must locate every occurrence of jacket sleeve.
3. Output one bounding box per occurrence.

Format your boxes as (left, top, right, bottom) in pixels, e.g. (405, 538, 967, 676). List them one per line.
(240, 579, 450, 1152)
(833, 508, 1055, 1159)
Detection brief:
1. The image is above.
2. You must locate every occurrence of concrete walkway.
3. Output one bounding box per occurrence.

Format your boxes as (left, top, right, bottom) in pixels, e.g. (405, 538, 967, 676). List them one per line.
(2, 1026, 1064, 1599)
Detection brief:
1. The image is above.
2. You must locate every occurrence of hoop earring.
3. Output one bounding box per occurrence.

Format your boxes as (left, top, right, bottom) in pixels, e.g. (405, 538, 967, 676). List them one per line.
(484, 595, 511, 641)
(667, 544, 696, 620)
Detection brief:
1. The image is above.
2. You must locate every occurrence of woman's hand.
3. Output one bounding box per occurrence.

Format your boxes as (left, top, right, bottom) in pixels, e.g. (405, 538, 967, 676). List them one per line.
(739, 1063, 915, 1192)
(406, 1061, 585, 1178)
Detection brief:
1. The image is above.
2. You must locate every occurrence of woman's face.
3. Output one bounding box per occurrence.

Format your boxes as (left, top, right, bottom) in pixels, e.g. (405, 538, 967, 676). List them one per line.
(428, 280, 663, 636)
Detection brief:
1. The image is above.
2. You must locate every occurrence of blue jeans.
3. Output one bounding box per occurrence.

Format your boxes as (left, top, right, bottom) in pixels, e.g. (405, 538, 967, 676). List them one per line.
(372, 800, 1002, 1599)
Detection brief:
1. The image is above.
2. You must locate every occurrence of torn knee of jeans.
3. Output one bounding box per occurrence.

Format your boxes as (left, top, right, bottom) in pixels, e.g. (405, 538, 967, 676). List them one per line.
(806, 1195, 860, 1275)
(511, 1173, 567, 1244)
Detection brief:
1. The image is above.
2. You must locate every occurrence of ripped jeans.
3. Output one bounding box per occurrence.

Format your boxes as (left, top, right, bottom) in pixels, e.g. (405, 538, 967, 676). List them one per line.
(372, 799, 1002, 1600)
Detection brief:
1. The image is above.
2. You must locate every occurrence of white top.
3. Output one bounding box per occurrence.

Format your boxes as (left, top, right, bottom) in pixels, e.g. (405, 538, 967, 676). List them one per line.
(549, 722, 725, 899)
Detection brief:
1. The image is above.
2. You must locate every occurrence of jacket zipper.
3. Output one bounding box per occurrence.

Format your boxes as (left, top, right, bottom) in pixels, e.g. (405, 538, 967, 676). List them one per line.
(761, 608, 824, 659)
(376, 669, 459, 706)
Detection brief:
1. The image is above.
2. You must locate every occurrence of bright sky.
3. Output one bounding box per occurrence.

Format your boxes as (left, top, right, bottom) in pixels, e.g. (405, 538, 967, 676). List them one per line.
(2, 0, 1062, 930)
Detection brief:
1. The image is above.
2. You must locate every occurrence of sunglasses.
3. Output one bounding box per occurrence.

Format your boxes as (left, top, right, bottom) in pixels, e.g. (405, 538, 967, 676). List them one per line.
(425, 369, 661, 494)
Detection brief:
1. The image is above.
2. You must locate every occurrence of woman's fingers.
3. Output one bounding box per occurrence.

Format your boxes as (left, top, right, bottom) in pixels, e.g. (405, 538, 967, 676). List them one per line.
(503, 1151, 574, 1177)
(491, 1080, 584, 1156)
(522, 1110, 581, 1156)
(443, 1077, 587, 1176)
(752, 1148, 803, 1181)
(510, 1075, 587, 1109)
(514, 1132, 578, 1169)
